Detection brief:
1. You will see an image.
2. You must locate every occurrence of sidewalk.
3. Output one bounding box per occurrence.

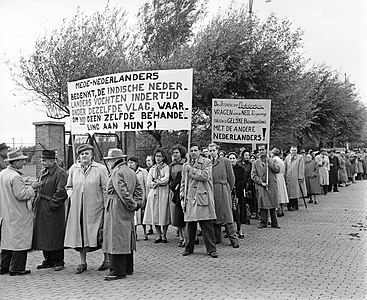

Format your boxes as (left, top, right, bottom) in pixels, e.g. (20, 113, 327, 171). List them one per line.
(0, 180, 366, 300)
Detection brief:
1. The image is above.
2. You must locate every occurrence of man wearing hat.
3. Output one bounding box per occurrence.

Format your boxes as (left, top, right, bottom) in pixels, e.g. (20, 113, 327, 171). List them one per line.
(102, 148, 142, 280)
(0, 149, 43, 276)
(0, 143, 10, 171)
(32, 150, 68, 271)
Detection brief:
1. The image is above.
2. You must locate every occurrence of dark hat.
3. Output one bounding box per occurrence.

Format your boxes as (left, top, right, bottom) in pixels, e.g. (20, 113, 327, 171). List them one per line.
(76, 144, 94, 155)
(0, 143, 10, 150)
(271, 148, 280, 155)
(41, 150, 56, 159)
(103, 148, 127, 160)
(5, 149, 28, 162)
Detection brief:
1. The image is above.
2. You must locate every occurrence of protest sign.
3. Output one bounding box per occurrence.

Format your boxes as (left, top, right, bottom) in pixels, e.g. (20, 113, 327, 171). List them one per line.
(68, 69, 193, 134)
(212, 99, 271, 144)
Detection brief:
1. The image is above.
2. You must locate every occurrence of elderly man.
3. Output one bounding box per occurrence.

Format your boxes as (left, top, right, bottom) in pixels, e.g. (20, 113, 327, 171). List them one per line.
(208, 143, 239, 248)
(251, 145, 280, 228)
(180, 143, 218, 258)
(284, 146, 306, 211)
(33, 150, 68, 271)
(0, 149, 42, 276)
(103, 148, 142, 281)
(0, 143, 10, 171)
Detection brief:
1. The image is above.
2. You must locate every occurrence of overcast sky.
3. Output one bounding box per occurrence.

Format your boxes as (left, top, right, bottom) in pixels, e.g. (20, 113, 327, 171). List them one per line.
(0, 0, 366, 146)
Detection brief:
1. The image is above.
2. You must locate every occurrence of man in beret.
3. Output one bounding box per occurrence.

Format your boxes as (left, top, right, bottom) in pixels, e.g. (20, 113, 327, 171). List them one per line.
(32, 150, 68, 271)
(0, 143, 10, 172)
(0, 149, 42, 276)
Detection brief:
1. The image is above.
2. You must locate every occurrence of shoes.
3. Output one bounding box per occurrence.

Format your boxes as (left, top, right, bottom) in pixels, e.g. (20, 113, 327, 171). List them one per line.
(232, 244, 239, 248)
(104, 274, 126, 281)
(147, 229, 154, 235)
(143, 235, 148, 241)
(162, 238, 168, 243)
(271, 225, 281, 229)
(333, 190, 339, 192)
(287, 207, 294, 211)
(195, 239, 199, 245)
(314, 200, 318, 204)
(238, 234, 244, 239)
(209, 252, 218, 258)
(10, 269, 31, 276)
(258, 224, 267, 229)
(308, 200, 313, 203)
(182, 250, 193, 256)
(0, 269, 9, 275)
(98, 261, 109, 271)
(154, 237, 162, 243)
(54, 266, 64, 271)
(75, 264, 87, 274)
(37, 262, 53, 269)
(178, 240, 185, 247)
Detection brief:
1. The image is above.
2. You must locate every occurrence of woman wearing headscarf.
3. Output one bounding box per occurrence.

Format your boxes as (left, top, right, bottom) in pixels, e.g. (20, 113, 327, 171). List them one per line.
(143, 148, 171, 243)
(64, 144, 109, 274)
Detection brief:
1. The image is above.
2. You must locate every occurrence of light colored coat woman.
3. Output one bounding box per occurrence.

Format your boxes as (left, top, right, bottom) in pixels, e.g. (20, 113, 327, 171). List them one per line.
(143, 163, 170, 226)
(134, 167, 148, 225)
(315, 153, 330, 185)
(64, 161, 108, 249)
(0, 166, 34, 250)
(273, 156, 289, 204)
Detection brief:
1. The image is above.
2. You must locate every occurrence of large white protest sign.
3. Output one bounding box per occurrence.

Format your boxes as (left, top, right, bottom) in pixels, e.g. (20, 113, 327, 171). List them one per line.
(212, 99, 271, 144)
(68, 69, 193, 134)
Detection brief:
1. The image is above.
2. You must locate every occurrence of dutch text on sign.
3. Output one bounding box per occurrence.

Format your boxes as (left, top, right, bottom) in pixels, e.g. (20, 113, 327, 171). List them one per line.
(68, 69, 193, 134)
(212, 99, 271, 144)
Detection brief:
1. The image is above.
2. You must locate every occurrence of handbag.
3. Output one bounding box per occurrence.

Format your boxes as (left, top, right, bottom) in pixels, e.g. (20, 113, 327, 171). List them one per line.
(97, 209, 105, 248)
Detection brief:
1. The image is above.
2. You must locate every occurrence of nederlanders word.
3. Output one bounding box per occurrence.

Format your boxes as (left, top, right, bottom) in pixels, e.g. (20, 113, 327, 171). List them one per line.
(213, 133, 262, 141)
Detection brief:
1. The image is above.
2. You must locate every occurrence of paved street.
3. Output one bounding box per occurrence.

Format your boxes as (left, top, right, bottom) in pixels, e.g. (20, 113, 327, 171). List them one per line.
(1, 180, 366, 300)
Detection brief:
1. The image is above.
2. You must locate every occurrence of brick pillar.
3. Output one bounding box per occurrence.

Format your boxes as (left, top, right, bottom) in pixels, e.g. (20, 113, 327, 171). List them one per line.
(33, 121, 65, 174)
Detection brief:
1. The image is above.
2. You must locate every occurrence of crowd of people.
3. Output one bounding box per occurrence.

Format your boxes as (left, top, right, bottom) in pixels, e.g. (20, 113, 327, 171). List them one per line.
(0, 140, 366, 281)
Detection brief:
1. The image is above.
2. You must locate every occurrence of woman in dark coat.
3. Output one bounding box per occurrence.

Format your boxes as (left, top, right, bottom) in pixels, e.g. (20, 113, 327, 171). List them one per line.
(304, 154, 321, 204)
(227, 152, 246, 239)
(169, 144, 187, 247)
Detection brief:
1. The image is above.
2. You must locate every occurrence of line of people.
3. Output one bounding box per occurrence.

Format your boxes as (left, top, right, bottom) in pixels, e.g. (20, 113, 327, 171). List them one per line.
(0, 142, 365, 281)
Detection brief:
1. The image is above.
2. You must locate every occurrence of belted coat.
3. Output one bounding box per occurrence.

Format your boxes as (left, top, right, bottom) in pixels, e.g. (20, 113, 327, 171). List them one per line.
(211, 156, 235, 224)
(180, 156, 217, 222)
(103, 161, 142, 255)
(284, 154, 306, 199)
(0, 166, 35, 250)
(33, 163, 67, 251)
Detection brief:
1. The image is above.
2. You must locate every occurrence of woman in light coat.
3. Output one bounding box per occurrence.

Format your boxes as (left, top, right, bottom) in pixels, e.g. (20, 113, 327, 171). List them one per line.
(64, 144, 109, 274)
(103, 149, 142, 281)
(315, 149, 330, 195)
(271, 148, 288, 217)
(304, 154, 321, 203)
(143, 148, 171, 243)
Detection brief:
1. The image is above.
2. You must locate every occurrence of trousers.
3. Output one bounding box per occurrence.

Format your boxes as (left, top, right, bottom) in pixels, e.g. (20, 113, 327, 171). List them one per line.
(186, 220, 216, 254)
(1, 250, 28, 272)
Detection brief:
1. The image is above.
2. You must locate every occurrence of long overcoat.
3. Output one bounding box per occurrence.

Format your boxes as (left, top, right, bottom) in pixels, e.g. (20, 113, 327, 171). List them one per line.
(328, 156, 340, 185)
(180, 156, 217, 222)
(315, 154, 330, 185)
(64, 161, 108, 249)
(273, 156, 289, 204)
(284, 154, 306, 199)
(33, 163, 67, 251)
(251, 158, 280, 209)
(103, 161, 142, 255)
(134, 167, 148, 225)
(0, 166, 35, 250)
(304, 160, 321, 195)
(211, 157, 235, 224)
(143, 163, 170, 226)
(169, 158, 186, 228)
(338, 156, 348, 182)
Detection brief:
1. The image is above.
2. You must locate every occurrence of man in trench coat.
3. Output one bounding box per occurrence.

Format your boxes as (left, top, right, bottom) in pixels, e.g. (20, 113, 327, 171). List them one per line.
(180, 142, 218, 258)
(33, 150, 67, 271)
(284, 146, 306, 211)
(0, 149, 42, 276)
(208, 143, 239, 248)
(103, 148, 143, 281)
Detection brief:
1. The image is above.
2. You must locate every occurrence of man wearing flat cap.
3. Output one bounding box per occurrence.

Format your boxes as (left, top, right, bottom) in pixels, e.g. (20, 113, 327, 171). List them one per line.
(0, 149, 43, 276)
(0, 143, 10, 171)
(32, 150, 68, 271)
